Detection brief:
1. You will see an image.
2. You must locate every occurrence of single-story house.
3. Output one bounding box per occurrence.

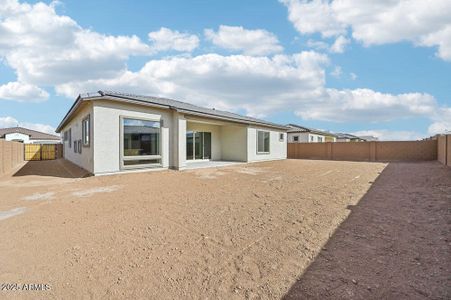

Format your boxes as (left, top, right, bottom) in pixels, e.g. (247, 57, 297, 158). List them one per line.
(336, 133, 367, 142)
(55, 91, 288, 175)
(286, 124, 337, 143)
(0, 127, 61, 144)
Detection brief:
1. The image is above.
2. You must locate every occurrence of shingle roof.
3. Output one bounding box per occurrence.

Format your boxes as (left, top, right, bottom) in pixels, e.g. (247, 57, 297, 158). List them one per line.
(0, 127, 60, 140)
(56, 90, 288, 131)
(286, 124, 337, 137)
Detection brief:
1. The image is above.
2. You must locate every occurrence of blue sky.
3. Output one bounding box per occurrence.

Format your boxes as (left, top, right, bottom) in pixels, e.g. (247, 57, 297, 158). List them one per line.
(0, 0, 450, 140)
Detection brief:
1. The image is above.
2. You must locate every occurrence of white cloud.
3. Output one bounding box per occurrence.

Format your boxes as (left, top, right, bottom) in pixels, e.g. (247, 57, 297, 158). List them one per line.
(55, 51, 446, 127)
(56, 51, 328, 117)
(330, 35, 349, 53)
(428, 107, 451, 135)
(204, 25, 283, 56)
(306, 39, 329, 50)
(350, 72, 357, 80)
(281, 0, 451, 61)
(351, 129, 424, 141)
(0, 81, 49, 102)
(0, 116, 55, 134)
(295, 88, 437, 122)
(0, 0, 150, 89)
(330, 66, 342, 78)
(148, 27, 199, 52)
(280, 0, 346, 37)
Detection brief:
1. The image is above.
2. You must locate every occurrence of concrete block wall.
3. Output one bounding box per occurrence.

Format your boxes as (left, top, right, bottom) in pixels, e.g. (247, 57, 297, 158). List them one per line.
(0, 140, 24, 175)
(437, 135, 451, 167)
(288, 140, 438, 162)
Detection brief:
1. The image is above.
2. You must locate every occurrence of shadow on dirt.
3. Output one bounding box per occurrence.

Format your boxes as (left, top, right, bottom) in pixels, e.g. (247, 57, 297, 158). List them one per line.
(13, 159, 90, 178)
(283, 162, 451, 299)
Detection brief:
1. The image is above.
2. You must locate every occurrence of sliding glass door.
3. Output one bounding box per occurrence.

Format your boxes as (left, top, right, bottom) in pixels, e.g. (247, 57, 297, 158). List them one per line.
(187, 131, 211, 160)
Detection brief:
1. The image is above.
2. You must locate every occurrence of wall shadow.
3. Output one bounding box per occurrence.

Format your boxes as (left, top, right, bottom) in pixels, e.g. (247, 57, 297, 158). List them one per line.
(283, 161, 451, 299)
(13, 159, 90, 178)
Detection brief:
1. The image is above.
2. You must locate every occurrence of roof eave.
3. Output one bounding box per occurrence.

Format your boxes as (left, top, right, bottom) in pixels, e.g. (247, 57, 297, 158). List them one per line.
(177, 108, 288, 130)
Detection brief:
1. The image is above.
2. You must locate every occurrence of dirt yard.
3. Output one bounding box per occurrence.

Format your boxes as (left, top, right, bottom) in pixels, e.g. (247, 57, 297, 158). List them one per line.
(0, 159, 449, 299)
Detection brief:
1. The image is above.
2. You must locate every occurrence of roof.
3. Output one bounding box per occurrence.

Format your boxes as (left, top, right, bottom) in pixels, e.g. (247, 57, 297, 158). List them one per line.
(336, 133, 366, 140)
(0, 127, 60, 140)
(286, 124, 337, 137)
(358, 135, 378, 141)
(56, 90, 289, 132)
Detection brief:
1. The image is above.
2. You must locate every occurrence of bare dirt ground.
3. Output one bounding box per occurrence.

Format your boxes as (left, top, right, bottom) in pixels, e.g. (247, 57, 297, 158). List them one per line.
(0, 159, 449, 299)
(284, 162, 451, 300)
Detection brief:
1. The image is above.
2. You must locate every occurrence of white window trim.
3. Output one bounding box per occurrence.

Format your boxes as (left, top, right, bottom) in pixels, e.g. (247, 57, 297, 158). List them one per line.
(256, 130, 270, 154)
(82, 114, 90, 147)
(119, 115, 162, 170)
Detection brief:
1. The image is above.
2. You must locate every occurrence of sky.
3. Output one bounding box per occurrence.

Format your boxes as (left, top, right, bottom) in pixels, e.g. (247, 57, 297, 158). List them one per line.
(0, 0, 450, 140)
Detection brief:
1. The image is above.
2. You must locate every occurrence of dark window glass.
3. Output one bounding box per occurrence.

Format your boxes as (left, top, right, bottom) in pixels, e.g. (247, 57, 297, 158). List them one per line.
(123, 119, 160, 156)
(257, 131, 270, 153)
(124, 159, 160, 166)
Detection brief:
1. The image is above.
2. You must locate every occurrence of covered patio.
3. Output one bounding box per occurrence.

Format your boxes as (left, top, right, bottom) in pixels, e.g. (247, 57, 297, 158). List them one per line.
(182, 116, 248, 169)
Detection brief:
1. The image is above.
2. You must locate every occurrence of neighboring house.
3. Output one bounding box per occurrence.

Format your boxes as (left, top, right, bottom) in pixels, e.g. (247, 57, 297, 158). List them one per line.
(0, 127, 60, 144)
(336, 133, 367, 142)
(358, 135, 378, 141)
(286, 124, 337, 143)
(55, 91, 288, 175)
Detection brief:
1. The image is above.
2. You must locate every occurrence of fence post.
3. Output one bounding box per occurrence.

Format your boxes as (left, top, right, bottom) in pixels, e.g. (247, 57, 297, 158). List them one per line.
(327, 142, 332, 160)
(370, 142, 376, 161)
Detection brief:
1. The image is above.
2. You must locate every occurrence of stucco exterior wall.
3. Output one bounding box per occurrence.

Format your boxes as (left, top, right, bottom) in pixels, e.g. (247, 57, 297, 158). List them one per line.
(92, 100, 173, 174)
(247, 127, 287, 162)
(220, 125, 248, 161)
(5, 133, 30, 143)
(60, 102, 94, 173)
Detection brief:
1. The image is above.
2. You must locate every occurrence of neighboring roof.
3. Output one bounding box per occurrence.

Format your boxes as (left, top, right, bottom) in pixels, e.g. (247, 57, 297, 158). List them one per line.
(336, 133, 366, 140)
(286, 124, 337, 137)
(0, 127, 60, 140)
(56, 90, 289, 132)
(358, 135, 378, 141)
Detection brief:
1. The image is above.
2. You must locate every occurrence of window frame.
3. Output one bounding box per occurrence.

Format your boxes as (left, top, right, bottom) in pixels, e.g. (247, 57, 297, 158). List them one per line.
(293, 135, 299, 142)
(279, 133, 284, 142)
(119, 116, 162, 170)
(68, 128, 72, 148)
(256, 130, 270, 154)
(82, 114, 91, 147)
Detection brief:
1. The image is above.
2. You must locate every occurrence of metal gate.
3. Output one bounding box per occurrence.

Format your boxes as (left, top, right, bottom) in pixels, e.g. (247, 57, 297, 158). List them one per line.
(24, 144, 60, 161)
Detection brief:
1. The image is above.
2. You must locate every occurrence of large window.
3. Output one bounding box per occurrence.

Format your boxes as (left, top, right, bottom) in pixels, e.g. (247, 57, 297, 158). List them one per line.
(82, 115, 90, 146)
(257, 130, 270, 153)
(122, 118, 161, 168)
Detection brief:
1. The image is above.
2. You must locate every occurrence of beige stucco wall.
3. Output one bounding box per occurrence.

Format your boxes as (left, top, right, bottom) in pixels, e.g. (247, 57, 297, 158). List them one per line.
(288, 132, 333, 143)
(60, 102, 94, 173)
(221, 125, 248, 161)
(247, 127, 287, 162)
(92, 100, 172, 174)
